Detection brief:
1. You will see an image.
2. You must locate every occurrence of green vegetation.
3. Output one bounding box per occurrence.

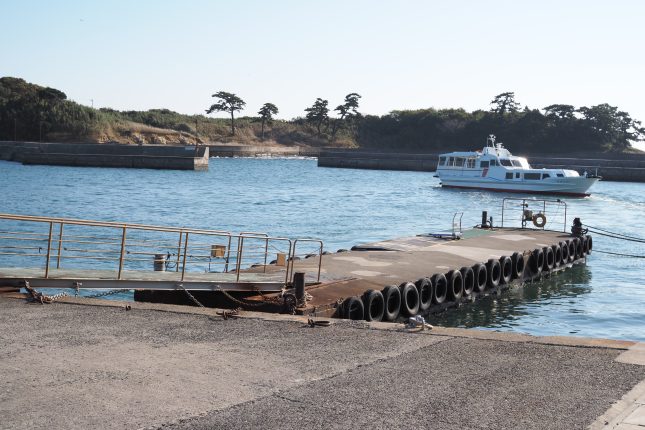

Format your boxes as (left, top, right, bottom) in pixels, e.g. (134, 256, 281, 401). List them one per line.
(1, 78, 643, 153)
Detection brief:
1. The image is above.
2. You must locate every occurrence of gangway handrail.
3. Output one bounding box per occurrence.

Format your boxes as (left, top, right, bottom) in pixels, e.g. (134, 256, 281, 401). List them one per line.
(291, 239, 324, 284)
(500, 198, 567, 232)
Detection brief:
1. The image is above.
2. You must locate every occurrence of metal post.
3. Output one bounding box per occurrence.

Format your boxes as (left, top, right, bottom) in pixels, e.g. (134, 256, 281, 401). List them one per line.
(44, 222, 53, 278)
(235, 237, 244, 282)
(56, 223, 64, 269)
(294, 272, 305, 303)
(117, 226, 127, 280)
(181, 232, 189, 281)
(224, 235, 232, 272)
(175, 231, 183, 273)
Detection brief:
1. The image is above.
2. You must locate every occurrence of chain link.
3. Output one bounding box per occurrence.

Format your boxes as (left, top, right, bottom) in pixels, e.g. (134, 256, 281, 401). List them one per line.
(82, 289, 131, 299)
(176, 284, 205, 308)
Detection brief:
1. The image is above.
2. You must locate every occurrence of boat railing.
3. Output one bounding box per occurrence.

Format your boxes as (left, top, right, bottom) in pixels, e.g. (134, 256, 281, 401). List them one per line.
(500, 198, 567, 232)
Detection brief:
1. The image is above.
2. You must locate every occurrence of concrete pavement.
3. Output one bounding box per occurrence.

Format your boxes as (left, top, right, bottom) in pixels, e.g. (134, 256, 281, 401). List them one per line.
(0, 294, 643, 429)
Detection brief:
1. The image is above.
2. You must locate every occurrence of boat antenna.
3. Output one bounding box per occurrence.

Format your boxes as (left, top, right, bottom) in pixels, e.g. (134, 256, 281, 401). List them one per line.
(487, 134, 496, 147)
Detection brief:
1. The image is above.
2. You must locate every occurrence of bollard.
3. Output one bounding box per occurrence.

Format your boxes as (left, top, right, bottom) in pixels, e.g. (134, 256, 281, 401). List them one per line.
(481, 211, 488, 228)
(294, 272, 306, 304)
(153, 254, 167, 271)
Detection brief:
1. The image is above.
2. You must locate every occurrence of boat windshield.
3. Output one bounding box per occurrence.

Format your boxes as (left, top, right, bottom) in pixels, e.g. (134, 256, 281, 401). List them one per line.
(499, 159, 513, 167)
(511, 160, 522, 167)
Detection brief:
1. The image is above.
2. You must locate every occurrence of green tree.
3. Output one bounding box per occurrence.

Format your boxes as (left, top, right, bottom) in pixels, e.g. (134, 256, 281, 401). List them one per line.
(206, 91, 245, 136)
(578, 104, 645, 150)
(257, 102, 278, 141)
(331, 93, 361, 141)
(490, 92, 520, 115)
(543, 104, 576, 120)
(305, 98, 329, 137)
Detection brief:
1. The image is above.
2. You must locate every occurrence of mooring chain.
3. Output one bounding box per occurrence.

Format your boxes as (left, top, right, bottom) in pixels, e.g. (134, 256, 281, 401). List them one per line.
(176, 284, 205, 308)
(215, 286, 269, 309)
(83, 289, 130, 299)
(23, 283, 68, 304)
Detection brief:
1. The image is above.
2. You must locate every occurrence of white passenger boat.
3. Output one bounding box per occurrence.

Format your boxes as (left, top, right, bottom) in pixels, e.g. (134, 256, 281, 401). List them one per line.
(435, 135, 599, 196)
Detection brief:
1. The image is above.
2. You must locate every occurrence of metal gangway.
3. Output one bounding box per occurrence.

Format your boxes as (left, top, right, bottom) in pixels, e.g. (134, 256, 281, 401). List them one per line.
(0, 213, 323, 292)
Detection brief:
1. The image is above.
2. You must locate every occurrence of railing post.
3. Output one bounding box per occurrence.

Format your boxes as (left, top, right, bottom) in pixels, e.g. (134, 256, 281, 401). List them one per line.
(175, 231, 183, 273)
(56, 223, 64, 269)
(117, 226, 127, 280)
(44, 222, 53, 278)
(224, 235, 232, 272)
(181, 232, 190, 281)
(235, 237, 244, 282)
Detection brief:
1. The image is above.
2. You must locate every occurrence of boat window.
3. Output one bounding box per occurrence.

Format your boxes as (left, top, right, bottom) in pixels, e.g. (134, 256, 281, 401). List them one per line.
(505, 172, 513, 179)
(542, 173, 550, 179)
(448, 157, 454, 166)
(466, 158, 475, 168)
(524, 173, 541, 180)
(557, 173, 564, 177)
(511, 160, 522, 167)
(515, 172, 520, 178)
(439, 156, 446, 166)
(500, 159, 513, 167)
(455, 157, 465, 167)
(480, 160, 489, 168)
(490, 159, 498, 166)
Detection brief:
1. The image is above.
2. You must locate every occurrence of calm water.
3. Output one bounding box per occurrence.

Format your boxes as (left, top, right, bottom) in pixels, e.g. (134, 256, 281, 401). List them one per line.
(1, 158, 644, 341)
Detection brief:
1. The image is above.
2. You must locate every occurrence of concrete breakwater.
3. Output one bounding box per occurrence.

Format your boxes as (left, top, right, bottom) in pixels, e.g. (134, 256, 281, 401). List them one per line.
(208, 144, 319, 157)
(0, 141, 209, 170)
(318, 149, 645, 182)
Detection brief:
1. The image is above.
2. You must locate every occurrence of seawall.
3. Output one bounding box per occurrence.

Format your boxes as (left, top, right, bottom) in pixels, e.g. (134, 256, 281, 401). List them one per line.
(0, 141, 209, 170)
(317, 149, 645, 182)
(208, 144, 319, 157)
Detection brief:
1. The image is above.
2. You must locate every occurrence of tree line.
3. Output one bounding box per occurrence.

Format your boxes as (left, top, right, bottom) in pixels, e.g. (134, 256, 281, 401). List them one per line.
(1, 76, 643, 153)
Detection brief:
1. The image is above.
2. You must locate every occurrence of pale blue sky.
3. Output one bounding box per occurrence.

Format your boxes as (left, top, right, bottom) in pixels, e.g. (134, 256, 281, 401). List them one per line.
(2, 0, 644, 129)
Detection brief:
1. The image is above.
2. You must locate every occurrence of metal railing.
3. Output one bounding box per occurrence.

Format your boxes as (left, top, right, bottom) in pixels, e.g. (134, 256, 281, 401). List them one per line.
(500, 198, 568, 232)
(0, 213, 323, 287)
(291, 238, 324, 283)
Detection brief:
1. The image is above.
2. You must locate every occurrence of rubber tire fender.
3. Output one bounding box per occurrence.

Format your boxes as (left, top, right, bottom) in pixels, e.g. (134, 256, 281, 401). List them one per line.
(543, 246, 555, 271)
(361, 289, 385, 322)
(431, 273, 448, 304)
(486, 258, 501, 289)
(582, 236, 589, 255)
(567, 240, 576, 263)
(381, 285, 401, 322)
(499, 256, 512, 284)
(530, 248, 544, 275)
(472, 263, 487, 293)
(552, 244, 562, 267)
(342, 296, 364, 320)
(560, 241, 569, 263)
(586, 235, 593, 254)
(415, 277, 433, 312)
(460, 266, 475, 296)
(445, 270, 463, 301)
(511, 252, 525, 280)
(576, 237, 584, 258)
(399, 282, 420, 317)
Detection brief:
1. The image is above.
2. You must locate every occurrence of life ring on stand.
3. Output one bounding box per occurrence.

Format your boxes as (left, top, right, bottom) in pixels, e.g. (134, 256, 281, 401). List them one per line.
(532, 213, 547, 228)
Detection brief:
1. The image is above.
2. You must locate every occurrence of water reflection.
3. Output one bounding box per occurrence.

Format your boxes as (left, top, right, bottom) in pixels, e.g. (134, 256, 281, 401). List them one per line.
(427, 265, 592, 329)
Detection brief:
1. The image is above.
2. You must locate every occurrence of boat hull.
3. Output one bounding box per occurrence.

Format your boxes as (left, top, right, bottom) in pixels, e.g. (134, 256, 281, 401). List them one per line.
(439, 177, 599, 197)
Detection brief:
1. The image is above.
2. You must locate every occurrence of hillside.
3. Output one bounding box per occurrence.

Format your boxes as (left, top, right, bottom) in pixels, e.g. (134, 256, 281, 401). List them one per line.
(1, 77, 643, 153)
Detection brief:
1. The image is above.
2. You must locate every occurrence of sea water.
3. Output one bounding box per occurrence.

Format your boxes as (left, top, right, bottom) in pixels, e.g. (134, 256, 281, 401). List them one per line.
(1, 158, 644, 341)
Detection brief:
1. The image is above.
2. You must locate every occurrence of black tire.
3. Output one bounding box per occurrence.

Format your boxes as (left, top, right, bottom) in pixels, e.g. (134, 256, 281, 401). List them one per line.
(342, 296, 364, 320)
(486, 258, 501, 289)
(586, 235, 593, 254)
(431, 273, 448, 304)
(575, 238, 583, 258)
(446, 270, 463, 301)
(499, 256, 512, 284)
(399, 282, 420, 316)
(567, 240, 576, 262)
(415, 277, 433, 312)
(472, 263, 487, 293)
(460, 266, 475, 296)
(552, 244, 562, 267)
(381, 285, 401, 322)
(511, 252, 524, 279)
(362, 289, 384, 322)
(560, 241, 569, 263)
(530, 248, 544, 275)
(582, 236, 589, 255)
(543, 246, 555, 272)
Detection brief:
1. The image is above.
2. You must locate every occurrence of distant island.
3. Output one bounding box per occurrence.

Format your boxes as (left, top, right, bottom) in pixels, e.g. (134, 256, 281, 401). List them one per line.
(0, 77, 643, 154)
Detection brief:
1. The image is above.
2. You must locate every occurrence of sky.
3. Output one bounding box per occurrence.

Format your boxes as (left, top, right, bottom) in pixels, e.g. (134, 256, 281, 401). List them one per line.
(2, 0, 644, 136)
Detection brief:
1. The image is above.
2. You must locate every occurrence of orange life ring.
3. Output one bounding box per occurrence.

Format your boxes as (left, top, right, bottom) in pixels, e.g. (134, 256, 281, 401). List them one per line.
(532, 213, 547, 228)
